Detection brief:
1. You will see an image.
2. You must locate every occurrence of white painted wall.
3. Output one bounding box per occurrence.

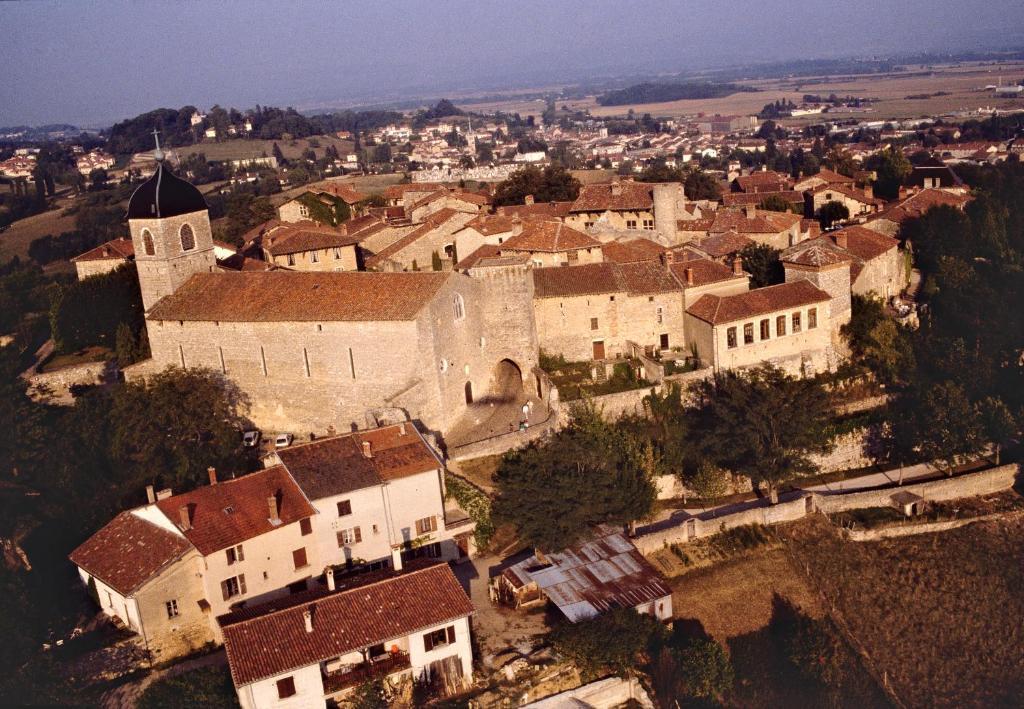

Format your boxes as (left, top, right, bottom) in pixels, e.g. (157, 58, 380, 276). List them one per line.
(238, 664, 326, 709)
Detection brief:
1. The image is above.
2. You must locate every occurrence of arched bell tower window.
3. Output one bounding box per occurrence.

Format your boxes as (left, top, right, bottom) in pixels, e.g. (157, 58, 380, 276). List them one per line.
(141, 229, 155, 256)
(179, 223, 196, 251)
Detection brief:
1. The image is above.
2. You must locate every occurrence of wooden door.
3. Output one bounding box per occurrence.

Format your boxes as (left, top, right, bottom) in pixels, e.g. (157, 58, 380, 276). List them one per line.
(592, 340, 605, 360)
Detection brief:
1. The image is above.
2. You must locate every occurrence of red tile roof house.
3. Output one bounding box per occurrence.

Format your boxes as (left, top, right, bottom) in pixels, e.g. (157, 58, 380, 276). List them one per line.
(71, 237, 135, 280)
(530, 253, 747, 362)
(267, 423, 476, 571)
(69, 465, 318, 661)
(684, 280, 835, 376)
(221, 562, 474, 708)
(499, 220, 604, 267)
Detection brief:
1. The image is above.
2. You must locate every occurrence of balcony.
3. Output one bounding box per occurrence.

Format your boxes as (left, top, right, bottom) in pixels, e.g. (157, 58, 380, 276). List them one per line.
(322, 651, 411, 695)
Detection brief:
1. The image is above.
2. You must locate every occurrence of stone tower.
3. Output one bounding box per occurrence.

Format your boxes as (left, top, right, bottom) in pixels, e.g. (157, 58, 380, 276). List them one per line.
(781, 244, 852, 329)
(652, 182, 686, 246)
(126, 150, 216, 310)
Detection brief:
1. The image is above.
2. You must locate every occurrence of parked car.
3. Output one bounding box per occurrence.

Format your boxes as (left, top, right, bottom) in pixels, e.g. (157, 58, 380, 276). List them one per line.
(242, 430, 261, 448)
(274, 433, 294, 449)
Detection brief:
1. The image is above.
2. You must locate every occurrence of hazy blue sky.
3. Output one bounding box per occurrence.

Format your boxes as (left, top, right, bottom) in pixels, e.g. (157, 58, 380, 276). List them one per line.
(2, 0, 1022, 127)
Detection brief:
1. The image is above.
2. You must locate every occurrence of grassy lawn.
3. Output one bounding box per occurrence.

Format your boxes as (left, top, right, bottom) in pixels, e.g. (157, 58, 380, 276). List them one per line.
(175, 136, 353, 163)
(0, 203, 79, 261)
(40, 345, 112, 372)
(782, 515, 1024, 707)
(665, 545, 889, 707)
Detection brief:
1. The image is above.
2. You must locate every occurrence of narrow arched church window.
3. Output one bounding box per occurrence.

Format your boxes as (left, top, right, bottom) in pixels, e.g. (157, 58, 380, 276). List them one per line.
(179, 223, 196, 251)
(453, 293, 465, 321)
(141, 229, 155, 256)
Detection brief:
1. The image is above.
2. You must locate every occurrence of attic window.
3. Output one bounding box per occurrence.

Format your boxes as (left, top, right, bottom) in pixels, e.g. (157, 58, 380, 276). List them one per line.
(223, 506, 234, 514)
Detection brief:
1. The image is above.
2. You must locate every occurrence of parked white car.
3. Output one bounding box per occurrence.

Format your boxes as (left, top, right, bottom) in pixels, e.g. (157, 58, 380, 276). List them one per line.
(274, 433, 294, 449)
(242, 430, 261, 448)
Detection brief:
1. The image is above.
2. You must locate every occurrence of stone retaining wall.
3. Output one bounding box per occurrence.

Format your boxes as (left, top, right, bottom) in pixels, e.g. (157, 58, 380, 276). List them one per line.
(28, 360, 111, 403)
(634, 464, 1020, 554)
(844, 510, 1024, 541)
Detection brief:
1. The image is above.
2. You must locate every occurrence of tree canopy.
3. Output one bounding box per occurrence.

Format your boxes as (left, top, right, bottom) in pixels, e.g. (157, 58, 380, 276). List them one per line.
(688, 366, 834, 497)
(549, 608, 666, 677)
(491, 164, 581, 206)
(684, 169, 723, 201)
(492, 404, 657, 550)
(738, 243, 784, 288)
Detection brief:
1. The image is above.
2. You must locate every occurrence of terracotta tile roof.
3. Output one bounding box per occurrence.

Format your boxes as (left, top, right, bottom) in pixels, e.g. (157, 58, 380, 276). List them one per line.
(705, 210, 800, 235)
(461, 214, 516, 236)
(617, 260, 684, 295)
(668, 257, 742, 287)
(217, 254, 273, 272)
(264, 225, 360, 256)
(310, 183, 368, 205)
(733, 171, 792, 193)
(409, 189, 488, 212)
(147, 271, 450, 322)
(364, 209, 472, 268)
(570, 182, 654, 212)
(456, 244, 501, 269)
(533, 262, 622, 298)
(275, 424, 439, 501)
(832, 226, 898, 262)
(782, 242, 853, 268)
(494, 201, 573, 219)
(155, 466, 315, 556)
(794, 168, 855, 190)
(72, 238, 135, 262)
(601, 238, 665, 264)
(689, 232, 754, 258)
(533, 261, 681, 298)
(871, 188, 970, 225)
(806, 183, 883, 206)
(501, 221, 600, 253)
(70, 511, 193, 596)
(677, 218, 714, 233)
(686, 280, 830, 325)
(722, 191, 804, 207)
(222, 563, 474, 687)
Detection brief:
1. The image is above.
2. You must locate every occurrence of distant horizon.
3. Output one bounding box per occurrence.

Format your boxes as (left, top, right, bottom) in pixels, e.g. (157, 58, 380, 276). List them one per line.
(2, 0, 1024, 128)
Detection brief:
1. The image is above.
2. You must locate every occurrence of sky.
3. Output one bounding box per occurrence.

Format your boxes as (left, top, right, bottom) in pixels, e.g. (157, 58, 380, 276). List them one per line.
(1, 0, 1023, 127)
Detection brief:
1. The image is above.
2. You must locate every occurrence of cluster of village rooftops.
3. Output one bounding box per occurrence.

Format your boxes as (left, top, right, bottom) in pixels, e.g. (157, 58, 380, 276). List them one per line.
(69, 154, 969, 440)
(68, 152, 970, 707)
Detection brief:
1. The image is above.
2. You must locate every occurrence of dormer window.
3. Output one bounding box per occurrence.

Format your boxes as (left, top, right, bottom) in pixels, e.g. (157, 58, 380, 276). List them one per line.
(179, 223, 196, 251)
(141, 229, 155, 256)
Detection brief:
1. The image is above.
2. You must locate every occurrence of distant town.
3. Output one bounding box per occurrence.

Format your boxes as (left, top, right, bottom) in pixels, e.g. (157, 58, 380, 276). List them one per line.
(1, 50, 1023, 709)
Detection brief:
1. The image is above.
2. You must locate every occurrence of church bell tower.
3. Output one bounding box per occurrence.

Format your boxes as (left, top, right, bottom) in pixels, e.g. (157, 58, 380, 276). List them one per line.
(126, 131, 217, 310)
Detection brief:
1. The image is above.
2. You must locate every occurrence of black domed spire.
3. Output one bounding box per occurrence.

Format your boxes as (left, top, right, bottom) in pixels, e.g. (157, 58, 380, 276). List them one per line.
(126, 130, 208, 220)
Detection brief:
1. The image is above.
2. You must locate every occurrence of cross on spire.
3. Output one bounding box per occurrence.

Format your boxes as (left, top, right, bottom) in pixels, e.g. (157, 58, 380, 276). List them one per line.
(152, 128, 164, 162)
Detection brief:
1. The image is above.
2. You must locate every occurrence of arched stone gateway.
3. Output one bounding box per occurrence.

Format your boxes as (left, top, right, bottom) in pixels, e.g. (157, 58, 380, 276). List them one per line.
(482, 359, 524, 404)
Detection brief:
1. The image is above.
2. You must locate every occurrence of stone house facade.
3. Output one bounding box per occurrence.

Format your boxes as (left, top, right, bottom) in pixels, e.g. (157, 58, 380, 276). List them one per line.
(72, 237, 135, 280)
(268, 423, 474, 571)
(685, 280, 834, 375)
(803, 183, 883, 220)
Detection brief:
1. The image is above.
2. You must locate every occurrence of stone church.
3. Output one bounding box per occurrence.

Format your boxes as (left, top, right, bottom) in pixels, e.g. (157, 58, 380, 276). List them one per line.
(124, 155, 539, 439)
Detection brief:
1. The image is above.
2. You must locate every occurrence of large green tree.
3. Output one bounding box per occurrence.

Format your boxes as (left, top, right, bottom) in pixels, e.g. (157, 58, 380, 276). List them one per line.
(865, 147, 912, 199)
(684, 169, 723, 201)
(688, 365, 834, 499)
(549, 608, 666, 678)
(738, 243, 784, 288)
(491, 164, 581, 206)
(492, 404, 657, 550)
(109, 367, 250, 490)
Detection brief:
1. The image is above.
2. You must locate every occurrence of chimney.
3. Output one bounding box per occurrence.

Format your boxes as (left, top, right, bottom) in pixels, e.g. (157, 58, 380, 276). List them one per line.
(732, 256, 743, 275)
(178, 505, 191, 531)
(102, 247, 110, 257)
(146, 485, 155, 504)
(835, 231, 848, 249)
(398, 421, 406, 436)
(511, 217, 523, 236)
(524, 194, 535, 206)
(303, 608, 313, 633)
(392, 546, 404, 571)
(207, 467, 217, 486)
(362, 441, 372, 458)
(325, 567, 336, 591)
(268, 494, 280, 523)
(684, 267, 694, 286)
(744, 204, 756, 219)
(610, 181, 622, 196)
(863, 184, 874, 199)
